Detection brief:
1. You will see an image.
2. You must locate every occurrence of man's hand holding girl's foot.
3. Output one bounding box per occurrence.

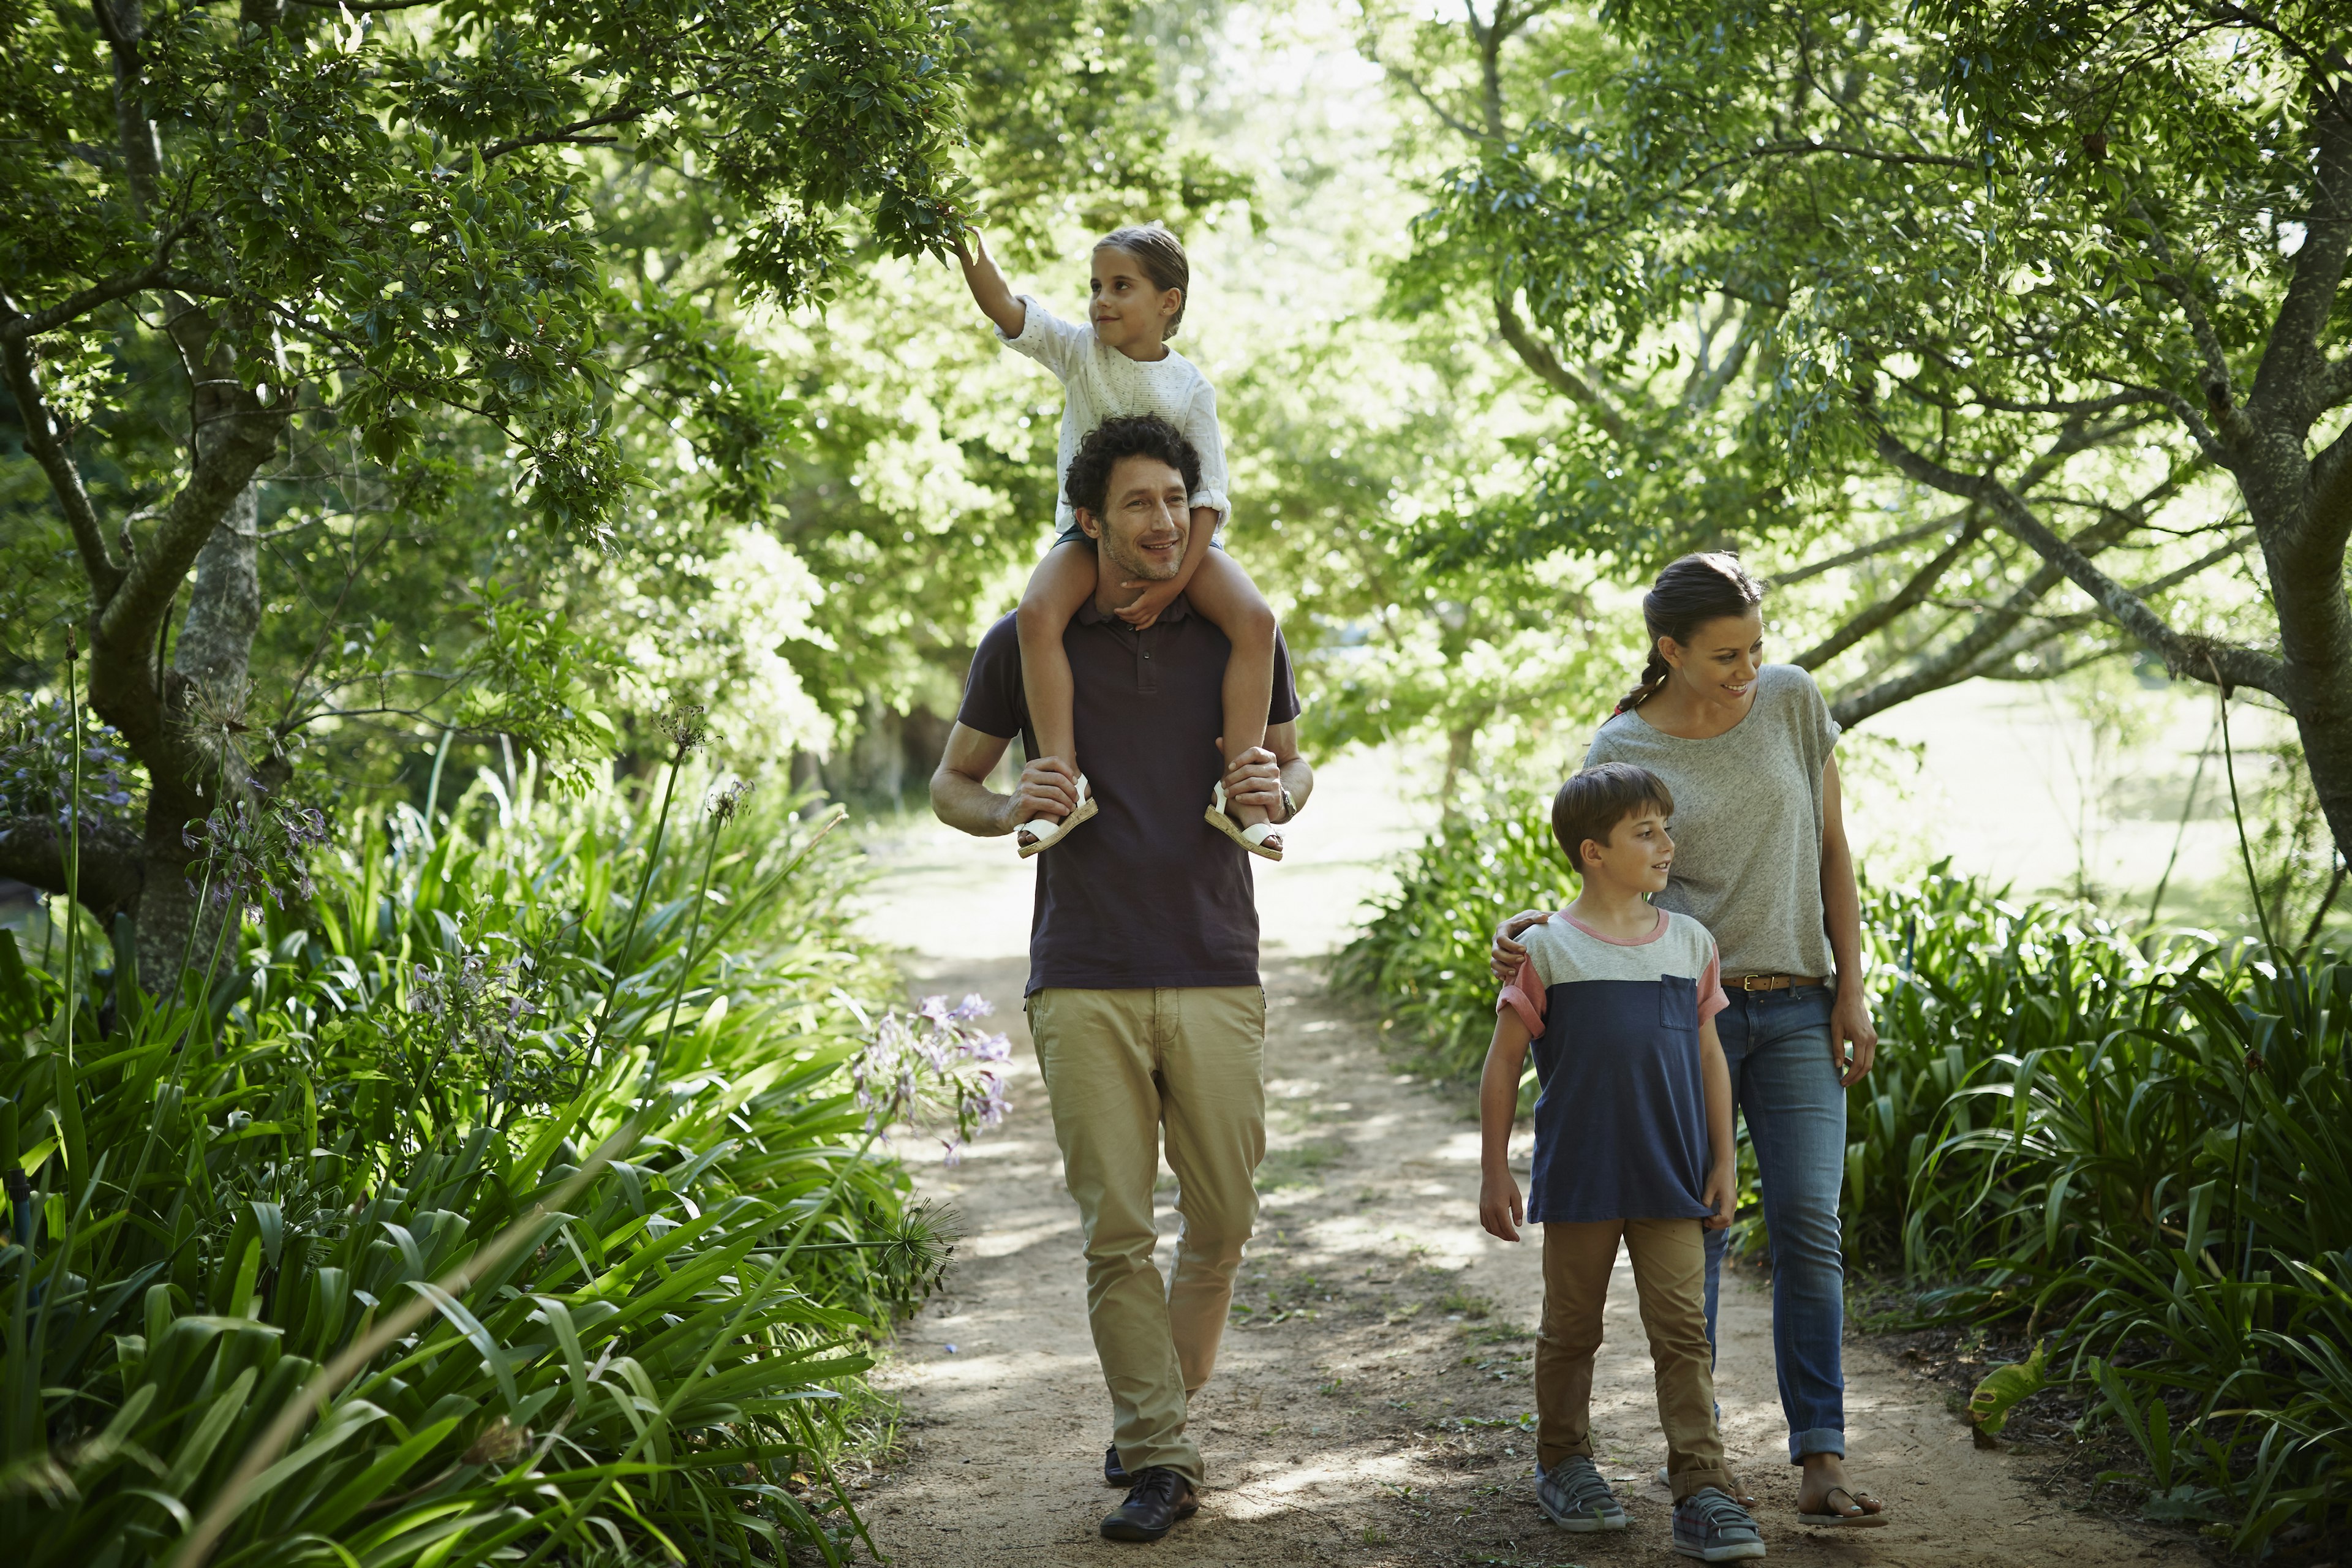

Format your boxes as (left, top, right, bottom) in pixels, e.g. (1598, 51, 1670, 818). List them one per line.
(1206, 739, 1285, 858)
(1008, 755, 1087, 853)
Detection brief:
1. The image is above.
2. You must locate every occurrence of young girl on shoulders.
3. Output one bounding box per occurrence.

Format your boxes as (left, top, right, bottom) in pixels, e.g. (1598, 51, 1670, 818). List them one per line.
(956, 223, 1283, 860)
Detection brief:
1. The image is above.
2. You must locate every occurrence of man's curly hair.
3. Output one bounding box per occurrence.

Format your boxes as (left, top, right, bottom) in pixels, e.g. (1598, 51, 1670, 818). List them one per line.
(1063, 413, 1201, 522)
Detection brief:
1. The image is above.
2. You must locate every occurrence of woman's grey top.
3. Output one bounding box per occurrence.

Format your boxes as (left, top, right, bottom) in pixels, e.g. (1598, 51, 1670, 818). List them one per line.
(1583, 663, 1840, 979)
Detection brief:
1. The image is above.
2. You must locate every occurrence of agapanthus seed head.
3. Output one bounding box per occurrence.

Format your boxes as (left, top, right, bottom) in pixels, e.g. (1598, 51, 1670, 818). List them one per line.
(706, 775, 756, 823)
(655, 705, 709, 757)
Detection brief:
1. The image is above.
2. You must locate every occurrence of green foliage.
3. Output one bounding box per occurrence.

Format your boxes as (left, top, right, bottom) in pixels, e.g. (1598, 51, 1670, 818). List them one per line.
(1327, 799, 1574, 1078)
(1336, 813, 2351, 1547)
(959, 0, 1253, 256)
(1360, 0, 2339, 775)
(1966, 1341, 2046, 1438)
(1, 767, 1001, 1564)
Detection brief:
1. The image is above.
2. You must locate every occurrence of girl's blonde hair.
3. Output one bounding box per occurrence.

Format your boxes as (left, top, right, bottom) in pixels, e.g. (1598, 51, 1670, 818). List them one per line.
(1095, 223, 1189, 339)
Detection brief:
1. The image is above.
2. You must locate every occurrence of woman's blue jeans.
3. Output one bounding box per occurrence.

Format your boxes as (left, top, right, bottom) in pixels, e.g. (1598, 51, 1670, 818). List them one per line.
(1704, 983, 1847, 1463)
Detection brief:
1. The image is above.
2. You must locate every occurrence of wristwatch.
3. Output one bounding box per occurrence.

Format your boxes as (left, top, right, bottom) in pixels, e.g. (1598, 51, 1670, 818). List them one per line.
(1280, 785, 1300, 823)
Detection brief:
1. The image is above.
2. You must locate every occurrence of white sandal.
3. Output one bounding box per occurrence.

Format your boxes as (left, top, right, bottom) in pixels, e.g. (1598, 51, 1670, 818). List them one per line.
(1204, 780, 1283, 861)
(1016, 774, 1098, 858)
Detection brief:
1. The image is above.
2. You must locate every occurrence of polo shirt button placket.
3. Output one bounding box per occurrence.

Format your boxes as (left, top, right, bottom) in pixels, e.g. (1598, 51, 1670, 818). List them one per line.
(1136, 625, 1157, 694)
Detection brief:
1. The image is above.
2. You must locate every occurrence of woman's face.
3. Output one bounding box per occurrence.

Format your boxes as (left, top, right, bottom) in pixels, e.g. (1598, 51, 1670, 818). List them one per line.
(1660, 607, 1764, 710)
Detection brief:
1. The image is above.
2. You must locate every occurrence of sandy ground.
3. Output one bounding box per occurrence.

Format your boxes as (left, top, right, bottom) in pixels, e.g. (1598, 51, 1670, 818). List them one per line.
(850, 750, 2204, 1567)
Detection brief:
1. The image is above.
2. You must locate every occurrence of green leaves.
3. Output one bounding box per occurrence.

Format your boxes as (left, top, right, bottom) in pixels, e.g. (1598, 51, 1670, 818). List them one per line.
(1, 773, 938, 1564)
(1371, 0, 2337, 735)
(1966, 1340, 2046, 1436)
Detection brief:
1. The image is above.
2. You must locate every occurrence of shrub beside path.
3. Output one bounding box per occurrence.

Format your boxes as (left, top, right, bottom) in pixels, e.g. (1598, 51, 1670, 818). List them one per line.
(853, 762, 2201, 1566)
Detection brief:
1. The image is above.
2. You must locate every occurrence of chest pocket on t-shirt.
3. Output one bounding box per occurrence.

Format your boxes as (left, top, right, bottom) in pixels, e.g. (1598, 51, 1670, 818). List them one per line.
(1658, 976, 1700, 1033)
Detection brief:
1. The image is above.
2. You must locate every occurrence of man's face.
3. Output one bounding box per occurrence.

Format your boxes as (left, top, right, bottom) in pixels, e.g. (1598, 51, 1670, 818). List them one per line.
(1077, 454, 1189, 586)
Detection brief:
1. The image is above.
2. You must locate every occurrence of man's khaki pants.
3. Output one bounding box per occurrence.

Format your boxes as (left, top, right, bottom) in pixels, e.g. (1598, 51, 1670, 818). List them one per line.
(1537, 1218, 1734, 1501)
(1027, 986, 1265, 1487)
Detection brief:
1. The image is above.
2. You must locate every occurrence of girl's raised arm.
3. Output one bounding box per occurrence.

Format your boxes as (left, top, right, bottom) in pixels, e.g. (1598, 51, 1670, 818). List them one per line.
(955, 227, 1027, 339)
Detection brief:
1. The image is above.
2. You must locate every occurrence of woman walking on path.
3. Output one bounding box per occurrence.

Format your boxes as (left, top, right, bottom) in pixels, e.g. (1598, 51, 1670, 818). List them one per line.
(1490, 552, 1889, 1528)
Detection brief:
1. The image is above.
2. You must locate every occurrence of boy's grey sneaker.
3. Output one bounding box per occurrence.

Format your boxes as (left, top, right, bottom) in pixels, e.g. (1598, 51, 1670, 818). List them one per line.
(1537, 1455, 1629, 1531)
(1673, 1486, 1766, 1561)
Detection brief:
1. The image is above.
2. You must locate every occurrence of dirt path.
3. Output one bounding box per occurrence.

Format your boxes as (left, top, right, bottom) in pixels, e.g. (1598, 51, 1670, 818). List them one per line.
(851, 766, 2198, 1566)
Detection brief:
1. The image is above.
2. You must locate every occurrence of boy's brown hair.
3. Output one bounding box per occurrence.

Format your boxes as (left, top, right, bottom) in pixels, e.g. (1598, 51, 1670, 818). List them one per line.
(1551, 762, 1675, 875)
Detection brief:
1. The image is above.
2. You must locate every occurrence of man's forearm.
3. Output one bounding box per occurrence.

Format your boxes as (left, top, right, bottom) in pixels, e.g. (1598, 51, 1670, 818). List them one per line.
(1279, 755, 1313, 820)
(932, 766, 1013, 837)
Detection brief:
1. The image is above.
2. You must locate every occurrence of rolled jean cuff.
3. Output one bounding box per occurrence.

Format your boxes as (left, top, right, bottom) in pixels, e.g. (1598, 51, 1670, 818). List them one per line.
(1788, 1427, 1845, 1463)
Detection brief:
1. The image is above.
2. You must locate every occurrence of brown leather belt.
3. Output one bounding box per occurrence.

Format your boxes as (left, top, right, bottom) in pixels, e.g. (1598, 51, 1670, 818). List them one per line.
(1725, 973, 1825, 992)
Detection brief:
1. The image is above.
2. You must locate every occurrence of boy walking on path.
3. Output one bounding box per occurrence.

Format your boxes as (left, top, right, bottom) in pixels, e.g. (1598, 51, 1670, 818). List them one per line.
(930, 414, 1313, 1544)
(1479, 763, 1767, 1562)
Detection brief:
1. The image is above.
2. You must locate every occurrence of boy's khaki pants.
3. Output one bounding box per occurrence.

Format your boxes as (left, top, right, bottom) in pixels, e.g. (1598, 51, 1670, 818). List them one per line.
(1537, 1218, 1735, 1501)
(1027, 986, 1266, 1488)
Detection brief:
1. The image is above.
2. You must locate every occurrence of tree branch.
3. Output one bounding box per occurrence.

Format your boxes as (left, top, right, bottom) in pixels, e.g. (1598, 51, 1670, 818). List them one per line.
(1495, 292, 1633, 443)
(1766, 511, 1962, 587)
(2309, 415, 2352, 563)
(2108, 378, 2232, 465)
(483, 105, 644, 162)
(91, 0, 164, 219)
(1790, 510, 1986, 670)
(0, 814, 147, 916)
(1866, 418, 2286, 697)
(2130, 198, 2242, 428)
(96, 407, 283, 659)
(1, 335, 126, 602)
(2250, 92, 2352, 432)
(1832, 548, 2081, 726)
(0, 249, 208, 342)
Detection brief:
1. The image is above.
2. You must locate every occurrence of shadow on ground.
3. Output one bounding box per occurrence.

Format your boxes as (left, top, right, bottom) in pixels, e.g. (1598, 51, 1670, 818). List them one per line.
(860, 956, 2200, 1568)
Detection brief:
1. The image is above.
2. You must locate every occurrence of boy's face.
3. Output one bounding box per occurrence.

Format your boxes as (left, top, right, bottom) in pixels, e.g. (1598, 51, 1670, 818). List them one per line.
(1580, 807, 1674, 893)
(1089, 246, 1180, 354)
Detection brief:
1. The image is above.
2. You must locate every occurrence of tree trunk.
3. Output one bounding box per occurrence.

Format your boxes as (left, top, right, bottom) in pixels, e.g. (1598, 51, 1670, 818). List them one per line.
(134, 483, 263, 992)
(1438, 720, 1477, 818)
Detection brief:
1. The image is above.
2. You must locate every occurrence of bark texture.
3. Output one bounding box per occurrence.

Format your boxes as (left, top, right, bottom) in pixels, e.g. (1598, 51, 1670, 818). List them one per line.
(133, 484, 264, 989)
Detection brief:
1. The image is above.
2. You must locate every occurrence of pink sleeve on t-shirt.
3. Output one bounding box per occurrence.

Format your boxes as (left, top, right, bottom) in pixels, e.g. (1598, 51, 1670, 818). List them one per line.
(1699, 940, 1730, 1022)
(1498, 957, 1547, 1037)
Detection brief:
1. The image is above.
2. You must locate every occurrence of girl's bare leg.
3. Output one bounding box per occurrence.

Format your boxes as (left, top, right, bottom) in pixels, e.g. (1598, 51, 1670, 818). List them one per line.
(1014, 540, 1102, 843)
(1185, 550, 1282, 848)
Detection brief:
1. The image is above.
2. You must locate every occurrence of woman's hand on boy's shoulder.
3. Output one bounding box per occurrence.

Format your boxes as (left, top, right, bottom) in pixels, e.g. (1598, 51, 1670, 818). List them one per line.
(1478, 1168, 1525, 1243)
(1489, 910, 1551, 983)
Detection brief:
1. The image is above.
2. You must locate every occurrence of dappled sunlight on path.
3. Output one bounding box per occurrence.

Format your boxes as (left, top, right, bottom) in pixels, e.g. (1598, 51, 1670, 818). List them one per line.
(856, 957, 2203, 1567)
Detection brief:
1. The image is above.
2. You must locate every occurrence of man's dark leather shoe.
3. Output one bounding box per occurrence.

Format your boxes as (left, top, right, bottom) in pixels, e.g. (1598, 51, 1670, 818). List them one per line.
(1099, 1466, 1197, 1542)
(1104, 1442, 1130, 1487)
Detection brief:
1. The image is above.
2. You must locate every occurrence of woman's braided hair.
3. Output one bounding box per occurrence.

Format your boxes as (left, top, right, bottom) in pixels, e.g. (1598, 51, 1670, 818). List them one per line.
(1096, 223, 1189, 340)
(1615, 552, 1766, 714)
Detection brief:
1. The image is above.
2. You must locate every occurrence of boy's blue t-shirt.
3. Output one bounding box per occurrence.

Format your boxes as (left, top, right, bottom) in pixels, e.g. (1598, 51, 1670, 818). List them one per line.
(1498, 909, 1729, 1224)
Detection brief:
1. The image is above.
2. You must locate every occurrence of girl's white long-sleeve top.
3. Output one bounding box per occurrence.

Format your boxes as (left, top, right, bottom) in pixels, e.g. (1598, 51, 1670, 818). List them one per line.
(998, 294, 1232, 535)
